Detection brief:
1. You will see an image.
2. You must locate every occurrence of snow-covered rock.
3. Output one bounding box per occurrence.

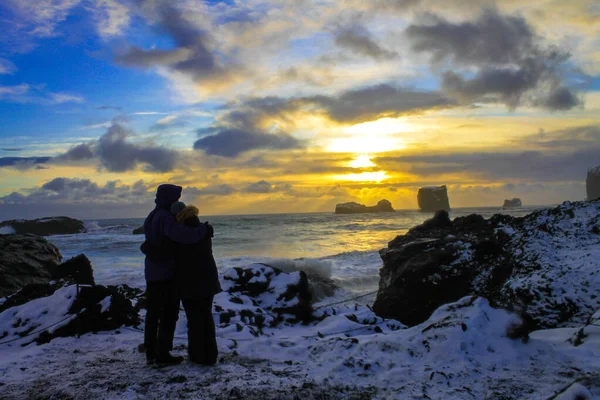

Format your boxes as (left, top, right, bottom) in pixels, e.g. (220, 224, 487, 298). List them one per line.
(417, 185, 450, 212)
(587, 165, 600, 201)
(374, 200, 600, 329)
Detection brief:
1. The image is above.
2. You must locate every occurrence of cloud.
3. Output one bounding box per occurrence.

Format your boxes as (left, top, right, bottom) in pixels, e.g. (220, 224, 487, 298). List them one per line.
(98, 105, 122, 111)
(1, 148, 24, 152)
(0, 84, 85, 105)
(149, 115, 188, 132)
(243, 180, 292, 194)
(194, 128, 302, 157)
(405, 9, 580, 110)
(0, 156, 52, 169)
(335, 24, 397, 60)
(0, 177, 153, 206)
(185, 184, 237, 196)
(55, 120, 179, 172)
(115, 4, 233, 84)
(301, 84, 454, 122)
(373, 126, 600, 182)
(0, 58, 16, 74)
(94, 0, 130, 39)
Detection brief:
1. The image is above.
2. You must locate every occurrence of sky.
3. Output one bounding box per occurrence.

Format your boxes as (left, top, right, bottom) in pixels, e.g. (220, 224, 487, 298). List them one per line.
(0, 0, 599, 219)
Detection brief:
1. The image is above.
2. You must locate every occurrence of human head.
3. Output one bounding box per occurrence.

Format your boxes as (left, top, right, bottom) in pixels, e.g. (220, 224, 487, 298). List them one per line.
(176, 205, 199, 223)
(155, 184, 182, 209)
(170, 201, 186, 216)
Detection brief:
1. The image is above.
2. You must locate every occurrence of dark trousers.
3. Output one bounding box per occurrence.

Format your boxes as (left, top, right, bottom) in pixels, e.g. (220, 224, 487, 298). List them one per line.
(181, 296, 217, 364)
(144, 280, 180, 356)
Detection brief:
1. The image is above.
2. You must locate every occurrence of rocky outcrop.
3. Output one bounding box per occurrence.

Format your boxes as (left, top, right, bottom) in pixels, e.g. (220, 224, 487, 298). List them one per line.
(335, 199, 395, 214)
(0, 284, 142, 345)
(587, 165, 600, 201)
(0, 234, 62, 298)
(417, 186, 450, 212)
(373, 200, 600, 329)
(132, 226, 144, 235)
(503, 198, 522, 208)
(0, 216, 85, 236)
(217, 264, 312, 333)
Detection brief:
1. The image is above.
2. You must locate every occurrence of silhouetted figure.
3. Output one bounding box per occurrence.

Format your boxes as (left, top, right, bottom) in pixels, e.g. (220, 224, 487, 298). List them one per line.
(173, 205, 222, 365)
(142, 184, 210, 365)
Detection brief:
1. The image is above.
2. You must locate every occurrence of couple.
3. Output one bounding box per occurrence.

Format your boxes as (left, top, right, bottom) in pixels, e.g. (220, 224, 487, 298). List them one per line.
(141, 184, 222, 365)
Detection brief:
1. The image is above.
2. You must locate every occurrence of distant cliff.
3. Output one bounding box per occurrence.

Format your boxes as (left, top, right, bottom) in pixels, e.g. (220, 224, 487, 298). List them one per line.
(417, 186, 450, 212)
(335, 199, 395, 214)
(502, 198, 522, 208)
(587, 165, 600, 201)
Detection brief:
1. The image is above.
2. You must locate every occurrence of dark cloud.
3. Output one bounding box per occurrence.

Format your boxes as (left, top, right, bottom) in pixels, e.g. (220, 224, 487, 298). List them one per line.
(335, 24, 397, 60)
(115, 4, 226, 82)
(185, 184, 237, 196)
(1, 148, 24, 152)
(0, 156, 51, 168)
(1, 178, 153, 206)
(98, 105, 122, 111)
(406, 10, 580, 110)
(301, 84, 454, 122)
(57, 144, 95, 162)
(194, 128, 301, 157)
(55, 120, 179, 172)
(243, 180, 291, 194)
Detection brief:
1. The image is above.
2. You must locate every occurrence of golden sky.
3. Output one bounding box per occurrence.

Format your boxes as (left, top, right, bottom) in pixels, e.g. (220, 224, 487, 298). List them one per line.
(0, 0, 599, 218)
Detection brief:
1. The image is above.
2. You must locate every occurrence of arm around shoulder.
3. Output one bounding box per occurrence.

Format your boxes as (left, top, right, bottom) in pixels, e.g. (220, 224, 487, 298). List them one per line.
(162, 214, 207, 244)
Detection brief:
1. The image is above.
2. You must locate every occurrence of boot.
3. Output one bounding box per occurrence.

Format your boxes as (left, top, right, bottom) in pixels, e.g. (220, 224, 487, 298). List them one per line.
(156, 352, 184, 365)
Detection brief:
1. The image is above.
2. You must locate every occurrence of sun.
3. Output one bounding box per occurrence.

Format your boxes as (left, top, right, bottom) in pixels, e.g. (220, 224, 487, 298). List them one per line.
(348, 154, 375, 168)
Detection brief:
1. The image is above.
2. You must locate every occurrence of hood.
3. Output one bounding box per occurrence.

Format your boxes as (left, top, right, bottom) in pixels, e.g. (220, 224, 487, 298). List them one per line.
(155, 184, 182, 209)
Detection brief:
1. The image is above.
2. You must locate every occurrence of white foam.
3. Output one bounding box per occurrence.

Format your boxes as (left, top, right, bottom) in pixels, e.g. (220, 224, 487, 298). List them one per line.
(0, 225, 15, 234)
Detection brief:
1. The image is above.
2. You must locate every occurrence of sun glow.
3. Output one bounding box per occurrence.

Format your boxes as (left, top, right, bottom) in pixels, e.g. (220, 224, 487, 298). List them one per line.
(327, 117, 415, 153)
(333, 171, 389, 182)
(348, 154, 375, 168)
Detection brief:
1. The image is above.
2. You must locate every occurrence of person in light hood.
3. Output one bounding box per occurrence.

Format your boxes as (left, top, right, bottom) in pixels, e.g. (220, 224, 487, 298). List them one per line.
(142, 184, 211, 365)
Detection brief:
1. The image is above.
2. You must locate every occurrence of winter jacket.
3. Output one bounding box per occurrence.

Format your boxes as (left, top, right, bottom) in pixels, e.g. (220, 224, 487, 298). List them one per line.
(175, 215, 223, 299)
(143, 184, 208, 282)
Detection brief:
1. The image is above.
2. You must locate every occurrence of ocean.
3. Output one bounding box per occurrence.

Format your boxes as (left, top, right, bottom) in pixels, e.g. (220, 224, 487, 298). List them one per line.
(47, 207, 540, 303)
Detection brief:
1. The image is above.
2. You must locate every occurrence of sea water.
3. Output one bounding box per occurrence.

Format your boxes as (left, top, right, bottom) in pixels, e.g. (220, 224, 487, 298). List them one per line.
(46, 207, 539, 303)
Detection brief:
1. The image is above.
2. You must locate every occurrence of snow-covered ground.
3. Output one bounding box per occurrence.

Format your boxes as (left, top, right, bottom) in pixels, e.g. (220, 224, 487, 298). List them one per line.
(0, 289, 598, 399)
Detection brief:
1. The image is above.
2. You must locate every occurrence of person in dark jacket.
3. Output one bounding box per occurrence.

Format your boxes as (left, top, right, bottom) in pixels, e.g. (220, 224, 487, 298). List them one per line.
(173, 204, 222, 365)
(142, 184, 210, 365)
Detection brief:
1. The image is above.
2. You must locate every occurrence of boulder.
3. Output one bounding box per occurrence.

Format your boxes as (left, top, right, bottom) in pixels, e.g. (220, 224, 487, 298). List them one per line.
(0, 234, 62, 298)
(503, 198, 522, 208)
(587, 165, 600, 201)
(0, 284, 141, 345)
(216, 264, 313, 335)
(417, 186, 450, 212)
(52, 254, 95, 286)
(132, 226, 144, 235)
(373, 200, 600, 329)
(0, 216, 85, 236)
(335, 199, 395, 214)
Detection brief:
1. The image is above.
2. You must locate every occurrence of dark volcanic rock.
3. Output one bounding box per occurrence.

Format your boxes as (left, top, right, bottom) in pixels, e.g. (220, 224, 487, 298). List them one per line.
(0, 234, 62, 298)
(503, 198, 522, 208)
(132, 226, 144, 235)
(373, 200, 600, 329)
(417, 186, 450, 212)
(53, 254, 95, 285)
(219, 264, 313, 333)
(0, 216, 85, 236)
(36, 285, 141, 344)
(335, 199, 395, 214)
(587, 165, 600, 201)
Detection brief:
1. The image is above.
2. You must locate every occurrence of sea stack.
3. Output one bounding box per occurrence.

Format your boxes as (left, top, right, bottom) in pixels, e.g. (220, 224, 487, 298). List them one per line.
(0, 216, 85, 236)
(587, 165, 600, 201)
(417, 185, 450, 212)
(502, 198, 522, 208)
(335, 199, 395, 214)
